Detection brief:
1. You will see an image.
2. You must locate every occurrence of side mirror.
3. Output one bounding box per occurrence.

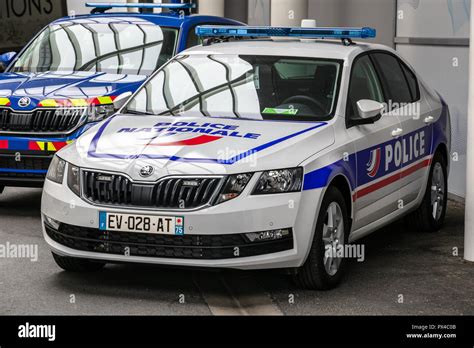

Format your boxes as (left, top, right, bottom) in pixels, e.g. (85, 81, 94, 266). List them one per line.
(0, 52, 17, 72)
(357, 99, 385, 119)
(349, 99, 384, 126)
(113, 91, 133, 111)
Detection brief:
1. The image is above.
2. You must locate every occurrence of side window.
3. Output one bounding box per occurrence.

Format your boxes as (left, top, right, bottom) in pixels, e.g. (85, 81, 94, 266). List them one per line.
(371, 53, 413, 105)
(347, 55, 384, 119)
(400, 62, 420, 102)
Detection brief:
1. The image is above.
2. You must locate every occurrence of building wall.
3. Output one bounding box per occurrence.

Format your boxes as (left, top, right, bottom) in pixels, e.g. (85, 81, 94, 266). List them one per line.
(224, 0, 248, 22)
(308, 0, 397, 47)
(395, 0, 470, 198)
(248, 0, 270, 25)
(67, 0, 127, 15)
(0, 0, 67, 52)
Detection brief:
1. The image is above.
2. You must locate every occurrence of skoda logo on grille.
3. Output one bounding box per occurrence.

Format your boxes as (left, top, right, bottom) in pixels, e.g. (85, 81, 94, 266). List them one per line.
(140, 165, 155, 178)
(18, 97, 31, 108)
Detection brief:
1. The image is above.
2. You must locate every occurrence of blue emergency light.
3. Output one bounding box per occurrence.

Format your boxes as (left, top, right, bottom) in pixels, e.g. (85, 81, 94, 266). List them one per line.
(86, 2, 195, 14)
(196, 26, 377, 40)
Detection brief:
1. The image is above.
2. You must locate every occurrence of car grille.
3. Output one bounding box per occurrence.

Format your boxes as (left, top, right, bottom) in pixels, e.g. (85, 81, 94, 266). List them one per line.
(0, 155, 51, 178)
(0, 108, 85, 133)
(45, 223, 294, 260)
(82, 171, 224, 210)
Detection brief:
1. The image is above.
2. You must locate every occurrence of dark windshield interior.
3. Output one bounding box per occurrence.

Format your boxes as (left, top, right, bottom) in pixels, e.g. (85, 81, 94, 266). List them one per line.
(126, 54, 342, 121)
(248, 56, 341, 120)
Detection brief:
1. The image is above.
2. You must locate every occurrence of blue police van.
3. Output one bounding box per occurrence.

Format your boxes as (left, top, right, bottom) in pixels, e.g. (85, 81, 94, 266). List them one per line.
(0, 1, 242, 193)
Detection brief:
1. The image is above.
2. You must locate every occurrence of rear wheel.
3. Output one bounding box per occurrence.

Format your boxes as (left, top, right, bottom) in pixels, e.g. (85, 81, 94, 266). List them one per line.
(294, 186, 349, 290)
(406, 151, 448, 232)
(52, 252, 106, 272)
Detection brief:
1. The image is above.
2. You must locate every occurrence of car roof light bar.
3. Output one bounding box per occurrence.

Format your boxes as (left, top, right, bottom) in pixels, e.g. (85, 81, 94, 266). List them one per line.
(196, 26, 377, 46)
(86, 2, 196, 14)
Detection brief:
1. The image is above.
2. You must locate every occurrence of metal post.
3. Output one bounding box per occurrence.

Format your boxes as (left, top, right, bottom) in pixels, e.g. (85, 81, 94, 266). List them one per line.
(270, 0, 308, 27)
(465, 0, 474, 262)
(198, 0, 225, 16)
(248, 0, 271, 26)
(152, 0, 162, 13)
(127, 0, 139, 12)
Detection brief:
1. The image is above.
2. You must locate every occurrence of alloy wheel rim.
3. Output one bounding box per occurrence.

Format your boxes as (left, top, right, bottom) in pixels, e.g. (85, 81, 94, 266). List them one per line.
(430, 162, 445, 221)
(322, 202, 344, 276)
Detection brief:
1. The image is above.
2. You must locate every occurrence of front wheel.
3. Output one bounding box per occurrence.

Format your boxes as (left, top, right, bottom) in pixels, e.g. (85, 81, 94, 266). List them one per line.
(406, 152, 448, 232)
(294, 186, 350, 290)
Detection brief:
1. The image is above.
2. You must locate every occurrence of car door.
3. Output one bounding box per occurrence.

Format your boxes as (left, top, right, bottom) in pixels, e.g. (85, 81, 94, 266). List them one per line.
(371, 52, 433, 207)
(346, 54, 404, 231)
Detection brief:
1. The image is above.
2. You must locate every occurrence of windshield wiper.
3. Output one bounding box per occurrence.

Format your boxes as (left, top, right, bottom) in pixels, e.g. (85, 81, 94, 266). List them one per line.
(123, 109, 156, 116)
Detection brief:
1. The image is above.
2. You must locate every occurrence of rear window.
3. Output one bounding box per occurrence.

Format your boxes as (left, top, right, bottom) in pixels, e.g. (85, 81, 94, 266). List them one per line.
(371, 53, 413, 106)
(400, 62, 420, 102)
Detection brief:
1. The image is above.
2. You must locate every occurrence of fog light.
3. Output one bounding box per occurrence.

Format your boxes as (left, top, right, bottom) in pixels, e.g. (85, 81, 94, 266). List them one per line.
(44, 215, 61, 230)
(245, 229, 290, 243)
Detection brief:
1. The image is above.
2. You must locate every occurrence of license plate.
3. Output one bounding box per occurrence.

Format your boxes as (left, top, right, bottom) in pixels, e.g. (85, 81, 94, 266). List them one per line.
(99, 212, 184, 235)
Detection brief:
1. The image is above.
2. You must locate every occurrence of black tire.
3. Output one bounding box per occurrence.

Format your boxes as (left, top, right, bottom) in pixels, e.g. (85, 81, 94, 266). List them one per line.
(0, 186, 4, 194)
(52, 252, 106, 272)
(293, 186, 350, 290)
(406, 151, 448, 233)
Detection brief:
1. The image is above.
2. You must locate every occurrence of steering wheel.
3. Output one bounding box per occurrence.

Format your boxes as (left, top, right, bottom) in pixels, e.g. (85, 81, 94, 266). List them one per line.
(282, 95, 327, 115)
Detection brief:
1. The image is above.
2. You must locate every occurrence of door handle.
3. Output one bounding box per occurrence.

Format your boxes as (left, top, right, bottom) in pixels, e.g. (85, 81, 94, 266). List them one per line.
(424, 116, 435, 124)
(391, 128, 403, 138)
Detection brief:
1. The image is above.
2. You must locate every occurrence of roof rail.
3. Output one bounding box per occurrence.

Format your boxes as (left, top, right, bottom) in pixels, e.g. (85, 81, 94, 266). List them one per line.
(86, 2, 196, 15)
(196, 25, 377, 46)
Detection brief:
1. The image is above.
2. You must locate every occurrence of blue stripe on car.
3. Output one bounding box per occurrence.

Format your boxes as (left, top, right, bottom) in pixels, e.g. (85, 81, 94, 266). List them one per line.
(87, 117, 328, 164)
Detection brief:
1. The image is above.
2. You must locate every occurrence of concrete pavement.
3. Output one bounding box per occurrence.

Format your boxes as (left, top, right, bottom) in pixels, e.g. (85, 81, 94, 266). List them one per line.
(0, 187, 472, 315)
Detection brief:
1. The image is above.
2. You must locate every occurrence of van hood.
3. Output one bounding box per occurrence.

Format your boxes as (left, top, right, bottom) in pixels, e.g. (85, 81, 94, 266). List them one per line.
(0, 71, 146, 109)
(60, 114, 335, 180)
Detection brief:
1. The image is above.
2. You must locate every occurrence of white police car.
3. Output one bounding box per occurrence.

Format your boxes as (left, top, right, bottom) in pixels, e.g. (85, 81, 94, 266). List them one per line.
(41, 26, 451, 290)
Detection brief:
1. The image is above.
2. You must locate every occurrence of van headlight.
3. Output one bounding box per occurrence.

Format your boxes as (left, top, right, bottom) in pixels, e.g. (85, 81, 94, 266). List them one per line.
(67, 164, 81, 196)
(87, 104, 115, 123)
(252, 168, 303, 195)
(46, 156, 67, 184)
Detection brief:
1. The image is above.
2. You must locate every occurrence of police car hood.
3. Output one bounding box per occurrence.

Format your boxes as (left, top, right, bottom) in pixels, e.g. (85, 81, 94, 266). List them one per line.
(0, 71, 146, 107)
(62, 114, 334, 179)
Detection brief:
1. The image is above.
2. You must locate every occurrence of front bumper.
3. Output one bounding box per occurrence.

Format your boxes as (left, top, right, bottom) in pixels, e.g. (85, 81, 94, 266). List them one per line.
(0, 151, 52, 187)
(0, 125, 92, 187)
(41, 172, 324, 270)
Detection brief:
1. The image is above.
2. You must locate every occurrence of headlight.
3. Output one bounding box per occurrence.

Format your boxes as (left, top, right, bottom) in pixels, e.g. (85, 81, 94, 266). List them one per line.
(67, 164, 81, 196)
(216, 173, 253, 204)
(46, 156, 66, 184)
(252, 168, 303, 195)
(87, 104, 115, 123)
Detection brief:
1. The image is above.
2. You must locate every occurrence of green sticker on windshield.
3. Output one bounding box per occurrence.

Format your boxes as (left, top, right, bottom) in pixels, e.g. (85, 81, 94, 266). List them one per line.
(262, 108, 299, 116)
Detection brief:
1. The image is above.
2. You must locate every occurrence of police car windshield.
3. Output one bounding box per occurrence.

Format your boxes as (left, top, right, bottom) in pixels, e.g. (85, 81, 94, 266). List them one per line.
(124, 54, 342, 121)
(10, 18, 178, 75)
